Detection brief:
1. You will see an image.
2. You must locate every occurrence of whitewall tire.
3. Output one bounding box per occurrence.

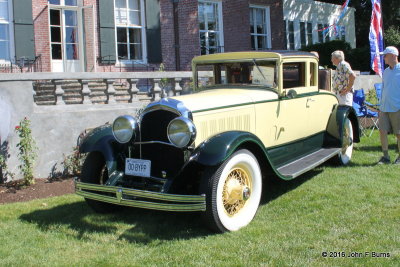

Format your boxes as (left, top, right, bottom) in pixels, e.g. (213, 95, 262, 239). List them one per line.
(201, 149, 262, 232)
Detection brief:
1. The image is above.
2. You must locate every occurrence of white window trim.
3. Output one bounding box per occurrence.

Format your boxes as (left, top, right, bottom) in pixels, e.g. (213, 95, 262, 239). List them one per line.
(286, 20, 295, 50)
(0, 0, 14, 62)
(250, 5, 272, 50)
(199, 0, 224, 55)
(299, 20, 313, 48)
(114, 0, 147, 65)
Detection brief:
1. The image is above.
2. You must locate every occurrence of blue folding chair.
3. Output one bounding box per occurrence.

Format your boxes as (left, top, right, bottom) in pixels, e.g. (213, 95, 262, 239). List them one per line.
(353, 89, 379, 137)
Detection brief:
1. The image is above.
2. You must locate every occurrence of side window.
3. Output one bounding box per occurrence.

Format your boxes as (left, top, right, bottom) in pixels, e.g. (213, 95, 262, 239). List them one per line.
(310, 62, 317, 87)
(283, 62, 305, 89)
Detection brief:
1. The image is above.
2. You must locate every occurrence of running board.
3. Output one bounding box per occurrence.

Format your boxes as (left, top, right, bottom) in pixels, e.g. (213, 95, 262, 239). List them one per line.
(277, 148, 341, 179)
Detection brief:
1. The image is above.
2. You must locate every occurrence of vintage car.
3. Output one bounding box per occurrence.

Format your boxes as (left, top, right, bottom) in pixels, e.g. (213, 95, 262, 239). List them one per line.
(75, 51, 360, 232)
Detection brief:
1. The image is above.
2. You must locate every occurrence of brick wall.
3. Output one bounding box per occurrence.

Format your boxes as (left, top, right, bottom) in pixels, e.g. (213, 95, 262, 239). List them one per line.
(176, 0, 200, 71)
(222, 0, 252, 52)
(32, 0, 51, 72)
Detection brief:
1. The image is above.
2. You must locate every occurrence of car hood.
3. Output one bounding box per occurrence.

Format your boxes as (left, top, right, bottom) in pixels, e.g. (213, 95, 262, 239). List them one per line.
(170, 88, 278, 112)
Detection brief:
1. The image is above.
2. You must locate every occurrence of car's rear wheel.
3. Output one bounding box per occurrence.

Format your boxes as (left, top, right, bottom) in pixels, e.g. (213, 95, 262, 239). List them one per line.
(80, 152, 121, 213)
(201, 149, 262, 232)
(337, 118, 353, 165)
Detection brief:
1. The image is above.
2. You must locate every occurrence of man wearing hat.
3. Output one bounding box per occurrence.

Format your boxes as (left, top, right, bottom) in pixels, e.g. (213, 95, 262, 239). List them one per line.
(377, 46, 400, 164)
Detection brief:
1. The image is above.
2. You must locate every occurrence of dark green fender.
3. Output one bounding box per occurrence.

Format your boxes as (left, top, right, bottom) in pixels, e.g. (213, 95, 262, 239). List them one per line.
(326, 105, 360, 146)
(191, 131, 267, 166)
(79, 125, 119, 174)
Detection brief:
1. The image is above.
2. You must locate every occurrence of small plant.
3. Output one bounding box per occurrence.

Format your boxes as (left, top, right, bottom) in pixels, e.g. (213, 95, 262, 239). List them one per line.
(62, 146, 85, 177)
(15, 117, 37, 185)
(0, 142, 15, 183)
(366, 88, 378, 106)
(0, 154, 14, 183)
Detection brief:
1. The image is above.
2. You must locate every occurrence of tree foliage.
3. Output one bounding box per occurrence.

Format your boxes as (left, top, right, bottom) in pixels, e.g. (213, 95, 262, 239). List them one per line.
(315, 0, 400, 48)
(301, 40, 370, 71)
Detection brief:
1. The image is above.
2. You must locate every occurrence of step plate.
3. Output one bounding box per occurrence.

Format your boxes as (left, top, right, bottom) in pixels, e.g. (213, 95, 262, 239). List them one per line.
(277, 148, 341, 178)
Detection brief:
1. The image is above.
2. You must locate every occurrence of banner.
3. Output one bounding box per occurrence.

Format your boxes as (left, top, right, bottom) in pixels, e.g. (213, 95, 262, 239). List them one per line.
(369, 0, 384, 76)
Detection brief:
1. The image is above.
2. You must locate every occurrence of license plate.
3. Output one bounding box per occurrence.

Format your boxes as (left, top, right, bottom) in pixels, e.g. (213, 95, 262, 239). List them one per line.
(125, 158, 151, 177)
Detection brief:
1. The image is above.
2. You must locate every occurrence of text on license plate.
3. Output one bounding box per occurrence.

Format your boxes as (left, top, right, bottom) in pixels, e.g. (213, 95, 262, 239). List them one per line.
(125, 158, 151, 177)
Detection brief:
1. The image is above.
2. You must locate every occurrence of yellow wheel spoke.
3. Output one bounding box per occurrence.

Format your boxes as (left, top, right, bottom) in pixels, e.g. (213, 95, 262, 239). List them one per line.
(222, 167, 251, 216)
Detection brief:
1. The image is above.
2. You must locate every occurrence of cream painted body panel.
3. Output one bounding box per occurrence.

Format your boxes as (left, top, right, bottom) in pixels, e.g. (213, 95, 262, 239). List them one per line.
(306, 93, 338, 133)
(172, 89, 276, 112)
(172, 88, 338, 148)
(172, 89, 278, 146)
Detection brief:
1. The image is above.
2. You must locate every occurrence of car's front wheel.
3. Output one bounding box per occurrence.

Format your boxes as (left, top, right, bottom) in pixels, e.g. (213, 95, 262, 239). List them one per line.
(337, 118, 353, 165)
(201, 149, 262, 232)
(80, 152, 121, 213)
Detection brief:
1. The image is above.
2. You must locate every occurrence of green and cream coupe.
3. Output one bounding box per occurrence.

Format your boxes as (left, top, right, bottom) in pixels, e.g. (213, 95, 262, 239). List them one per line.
(76, 51, 360, 232)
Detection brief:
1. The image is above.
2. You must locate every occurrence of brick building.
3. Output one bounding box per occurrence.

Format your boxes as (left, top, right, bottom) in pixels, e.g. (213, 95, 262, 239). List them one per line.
(0, 0, 286, 72)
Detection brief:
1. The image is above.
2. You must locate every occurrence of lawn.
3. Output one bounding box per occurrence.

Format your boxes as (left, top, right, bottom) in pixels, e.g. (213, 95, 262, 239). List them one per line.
(0, 131, 399, 267)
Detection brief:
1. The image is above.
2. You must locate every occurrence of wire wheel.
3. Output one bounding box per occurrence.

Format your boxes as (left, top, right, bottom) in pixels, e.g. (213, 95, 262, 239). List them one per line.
(222, 167, 252, 217)
(201, 149, 262, 232)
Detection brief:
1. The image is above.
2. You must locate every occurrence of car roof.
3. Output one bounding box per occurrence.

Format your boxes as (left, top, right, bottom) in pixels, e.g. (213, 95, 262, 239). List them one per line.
(192, 51, 316, 64)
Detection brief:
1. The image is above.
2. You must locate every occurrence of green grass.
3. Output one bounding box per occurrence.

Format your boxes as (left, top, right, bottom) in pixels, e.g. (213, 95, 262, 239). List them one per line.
(0, 131, 399, 267)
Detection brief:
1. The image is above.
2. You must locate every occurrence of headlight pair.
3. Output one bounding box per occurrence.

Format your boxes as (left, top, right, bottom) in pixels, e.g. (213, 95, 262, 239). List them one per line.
(112, 115, 196, 148)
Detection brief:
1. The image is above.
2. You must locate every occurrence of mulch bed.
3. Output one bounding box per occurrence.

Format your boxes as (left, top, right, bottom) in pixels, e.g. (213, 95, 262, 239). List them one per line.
(0, 177, 75, 205)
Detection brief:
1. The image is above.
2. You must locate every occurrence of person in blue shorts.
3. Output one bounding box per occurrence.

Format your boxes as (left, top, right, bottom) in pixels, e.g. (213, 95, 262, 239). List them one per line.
(377, 46, 400, 164)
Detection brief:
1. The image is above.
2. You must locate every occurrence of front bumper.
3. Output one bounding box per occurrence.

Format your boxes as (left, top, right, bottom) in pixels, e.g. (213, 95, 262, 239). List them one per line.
(75, 181, 206, 212)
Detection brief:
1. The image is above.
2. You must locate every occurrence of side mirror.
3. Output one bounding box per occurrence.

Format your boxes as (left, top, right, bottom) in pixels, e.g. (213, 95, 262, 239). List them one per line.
(287, 89, 297, 99)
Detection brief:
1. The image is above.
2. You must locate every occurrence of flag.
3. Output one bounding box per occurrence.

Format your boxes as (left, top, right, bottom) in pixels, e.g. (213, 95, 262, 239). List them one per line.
(369, 0, 384, 76)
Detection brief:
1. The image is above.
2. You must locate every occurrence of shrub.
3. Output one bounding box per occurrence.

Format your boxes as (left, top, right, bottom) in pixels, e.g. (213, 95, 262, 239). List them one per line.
(62, 146, 85, 177)
(15, 117, 37, 185)
(384, 26, 400, 48)
(301, 40, 371, 71)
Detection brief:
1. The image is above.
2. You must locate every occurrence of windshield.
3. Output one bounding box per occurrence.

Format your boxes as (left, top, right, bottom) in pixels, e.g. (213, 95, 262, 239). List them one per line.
(196, 60, 277, 90)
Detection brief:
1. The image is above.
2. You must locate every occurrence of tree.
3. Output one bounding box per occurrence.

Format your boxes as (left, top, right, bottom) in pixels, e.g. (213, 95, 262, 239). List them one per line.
(315, 0, 400, 48)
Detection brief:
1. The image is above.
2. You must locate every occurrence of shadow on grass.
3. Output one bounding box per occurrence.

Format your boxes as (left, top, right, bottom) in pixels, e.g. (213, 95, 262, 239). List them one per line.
(261, 169, 322, 205)
(19, 170, 324, 243)
(20, 201, 212, 243)
(355, 143, 397, 153)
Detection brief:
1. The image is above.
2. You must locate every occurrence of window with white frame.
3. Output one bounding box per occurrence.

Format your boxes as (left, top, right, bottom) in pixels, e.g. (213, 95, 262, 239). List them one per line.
(324, 24, 330, 42)
(300, 21, 313, 47)
(250, 6, 271, 50)
(0, 0, 11, 61)
(287, 20, 295, 50)
(340, 25, 345, 40)
(307, 22, 312, 45)
(114, 0, 145, 61)
(317, 23, 331, 43)
(49, 0, 77, 6)
(198, 0, 223, 55)
(318, 23, 324, 43)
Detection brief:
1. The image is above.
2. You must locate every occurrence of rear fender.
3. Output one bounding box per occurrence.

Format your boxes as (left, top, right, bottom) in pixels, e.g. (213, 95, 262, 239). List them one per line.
(325, 105, 360, 146)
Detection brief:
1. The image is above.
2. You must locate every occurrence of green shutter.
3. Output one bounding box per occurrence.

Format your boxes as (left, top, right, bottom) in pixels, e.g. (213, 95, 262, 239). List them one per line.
(146, 0, 162, 63)
(99, 0, 116, 63)
(12, 0, 35, 61)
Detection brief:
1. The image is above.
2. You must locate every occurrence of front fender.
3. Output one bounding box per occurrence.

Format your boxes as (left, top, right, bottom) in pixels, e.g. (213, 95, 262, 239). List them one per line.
(191, 131, 266, 167)
(79, 124, 119, 173)
(326, 105, 360, 146)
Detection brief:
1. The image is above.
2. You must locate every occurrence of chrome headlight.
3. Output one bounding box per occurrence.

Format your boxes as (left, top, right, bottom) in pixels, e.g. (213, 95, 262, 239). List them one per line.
(112, 115, 138, 144)
(167, 117, 196, 148)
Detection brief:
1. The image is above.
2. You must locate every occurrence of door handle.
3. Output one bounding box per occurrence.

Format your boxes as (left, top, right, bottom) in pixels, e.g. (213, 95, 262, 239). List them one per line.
(306, 98, 315, 107)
